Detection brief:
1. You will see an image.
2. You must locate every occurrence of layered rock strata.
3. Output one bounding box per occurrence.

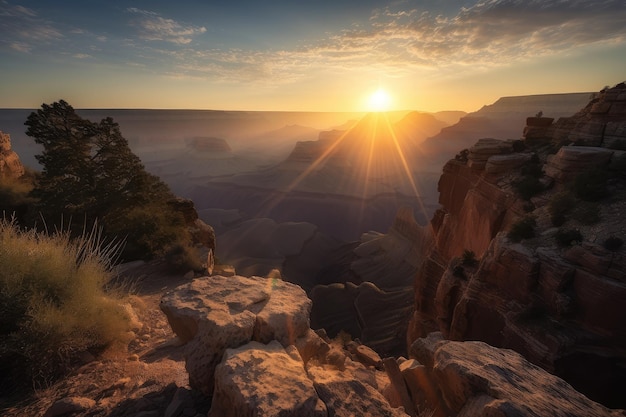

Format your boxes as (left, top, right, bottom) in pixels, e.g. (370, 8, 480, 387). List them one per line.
(409, 83, 626, 408)
(310, 207, 433, 356)
(407, 333, 624, 417)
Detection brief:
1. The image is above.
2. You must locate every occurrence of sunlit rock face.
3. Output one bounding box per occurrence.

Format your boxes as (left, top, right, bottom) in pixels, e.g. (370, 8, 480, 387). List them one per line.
(409, 83, 626, 408)
(161, 275, 408, 416)
(160, 275, 312, 396)
(420, 92, 593, 170)
(0, 131, 25, 179)
(408, 333, 622, 417)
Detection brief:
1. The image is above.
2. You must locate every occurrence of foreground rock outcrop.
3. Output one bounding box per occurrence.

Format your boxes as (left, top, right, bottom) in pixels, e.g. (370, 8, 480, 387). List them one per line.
(161, 275, 407, 416)
(409, 83, 626, 408)
(408, 333, 625, 417)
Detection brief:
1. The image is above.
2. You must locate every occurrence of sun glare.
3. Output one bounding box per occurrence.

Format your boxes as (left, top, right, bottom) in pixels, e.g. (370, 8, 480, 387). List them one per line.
(367, 89, 392, 112)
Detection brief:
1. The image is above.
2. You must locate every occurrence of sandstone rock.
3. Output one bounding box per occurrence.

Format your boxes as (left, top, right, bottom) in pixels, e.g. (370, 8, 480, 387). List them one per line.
(310, 282, 415, 356)
(164, 386, 194, 417)
(167, 197, 216, 251)
(409, 84, 626, 409)
(485, 153, 531, 174)
(467, 138, 513, 170)
(44, 397, 96, 417)
(307, 363, 407, 417)
(209, 340, 327, 417)
(160, 275, 311, 395)
(409, 334, 622, 417)
(544, 146, 613, 182)
(0, 131, 25, 179)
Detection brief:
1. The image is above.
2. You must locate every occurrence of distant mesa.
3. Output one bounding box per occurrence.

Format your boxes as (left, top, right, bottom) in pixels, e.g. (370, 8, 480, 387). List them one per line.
(186, 136, 232, 153)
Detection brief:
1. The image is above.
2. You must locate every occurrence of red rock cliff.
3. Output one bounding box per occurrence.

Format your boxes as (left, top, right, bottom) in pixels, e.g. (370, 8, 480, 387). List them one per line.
(409, 83, 626, 408)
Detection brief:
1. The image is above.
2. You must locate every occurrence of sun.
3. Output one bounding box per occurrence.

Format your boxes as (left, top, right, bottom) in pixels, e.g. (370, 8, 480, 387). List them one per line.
(367, 88, 392, 112)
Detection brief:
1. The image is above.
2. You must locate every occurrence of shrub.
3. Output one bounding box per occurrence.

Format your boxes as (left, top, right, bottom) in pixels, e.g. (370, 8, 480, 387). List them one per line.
(508, 216, 536, 242)
(164, 242, 204, 273)
(555, 228, 583, 247)
(455, 149, 469, 162)
(0, 219, 130, 394)
(512, 176, 544, 200)
(548, 192, 575, 226)
(570, 202, 601, 225)
(461, 250, 478, 267)
(572, 167, 609, 202)
(512, 140, 526, 152)
(0, 175, 36, 223)
(603, 236, 624, 251)
(452, 264, 466, 278)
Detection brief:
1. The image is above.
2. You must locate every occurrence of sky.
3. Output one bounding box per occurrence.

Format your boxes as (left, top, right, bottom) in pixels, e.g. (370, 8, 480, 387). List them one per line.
(0, 0, 625, 112)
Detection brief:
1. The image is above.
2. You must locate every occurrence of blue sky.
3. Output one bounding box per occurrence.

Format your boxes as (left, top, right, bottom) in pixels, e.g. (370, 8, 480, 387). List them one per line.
(1, 0, 625, 111)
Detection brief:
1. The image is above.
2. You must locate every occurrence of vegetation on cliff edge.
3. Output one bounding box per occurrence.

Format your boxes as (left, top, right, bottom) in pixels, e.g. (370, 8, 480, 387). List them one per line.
(0, 219, 131, 394)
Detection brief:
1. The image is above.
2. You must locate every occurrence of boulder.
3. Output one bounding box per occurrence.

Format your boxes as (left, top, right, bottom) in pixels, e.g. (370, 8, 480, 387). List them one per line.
(160, 275, 311, 395)
(209, 341, 327, 417)
(409, 333, 624, 417)
(307, 363, 407, 417)
(43, 397, 96, 417)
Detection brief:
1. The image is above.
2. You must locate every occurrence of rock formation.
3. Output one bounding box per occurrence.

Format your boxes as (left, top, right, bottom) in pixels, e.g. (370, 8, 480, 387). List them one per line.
(408, 83, 626, 408)
(0, 131, 25, 179)
(167, 197, 216, 271)
(186, 136, 232, 153)
(310, 207, 433, 356)
(420, 92, 593, 170)
(407, 332, 625, 417)
(160, 275, 408, 416)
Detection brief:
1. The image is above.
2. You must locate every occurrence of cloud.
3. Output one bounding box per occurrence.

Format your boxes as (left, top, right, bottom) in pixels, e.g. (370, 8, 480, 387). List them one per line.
(156, 0, 626, 87)
(329, 0, 626, 70)
(0, 1, 62, 53)
(127, 8, 207, 45)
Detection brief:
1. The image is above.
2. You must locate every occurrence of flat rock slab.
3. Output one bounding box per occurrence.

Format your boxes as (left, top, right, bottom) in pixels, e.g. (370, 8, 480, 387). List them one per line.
(160, 275, 311, 395)
(209, 341, 326, 417)
(410, 333, 623, 417)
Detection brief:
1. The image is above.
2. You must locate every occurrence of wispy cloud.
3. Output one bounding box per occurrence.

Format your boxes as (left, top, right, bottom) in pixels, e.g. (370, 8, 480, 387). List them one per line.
(148, 0, 625, 86)
(127, 8, 206, 45)
(0, 1, 62, 53)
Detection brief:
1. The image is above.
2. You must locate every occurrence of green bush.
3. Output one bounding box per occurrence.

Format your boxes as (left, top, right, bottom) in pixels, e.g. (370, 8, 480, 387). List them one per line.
(555, 228, 583, 247)
(512, 176, 544, 200)
(508, 216, 536, 242)
(0, 219, 130, 393)
(548, 192, 575, 226)
(572, 167, 609, 202)
(570, 202, 601, 225)
(164, 242, 205, 273)
(452, 264, 466, 278)
(461, 249, 478, 267)
(0, 175, 36, 222)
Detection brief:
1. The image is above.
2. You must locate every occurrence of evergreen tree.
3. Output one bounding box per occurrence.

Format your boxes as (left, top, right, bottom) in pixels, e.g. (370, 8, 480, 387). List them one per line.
(25, 100, 188, 260)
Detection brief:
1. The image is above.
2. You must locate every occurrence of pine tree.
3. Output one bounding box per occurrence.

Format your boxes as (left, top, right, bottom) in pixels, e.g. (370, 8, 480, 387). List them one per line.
(25, 100, 188, 260)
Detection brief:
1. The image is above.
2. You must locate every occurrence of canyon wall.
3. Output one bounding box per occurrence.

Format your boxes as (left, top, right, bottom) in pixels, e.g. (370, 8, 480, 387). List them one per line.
(409, 83, 626, 408)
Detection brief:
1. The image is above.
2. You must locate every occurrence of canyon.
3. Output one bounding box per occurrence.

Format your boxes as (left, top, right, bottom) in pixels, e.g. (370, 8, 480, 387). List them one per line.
(1, 86, 625, 416)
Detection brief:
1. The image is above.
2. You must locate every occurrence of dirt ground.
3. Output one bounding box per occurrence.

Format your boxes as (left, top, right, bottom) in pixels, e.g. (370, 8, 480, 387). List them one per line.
(1, 260, 208, 417)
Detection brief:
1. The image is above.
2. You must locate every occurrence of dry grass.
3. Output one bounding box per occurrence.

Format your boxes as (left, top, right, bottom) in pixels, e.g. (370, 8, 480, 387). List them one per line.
(0, 219, 131, 394)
